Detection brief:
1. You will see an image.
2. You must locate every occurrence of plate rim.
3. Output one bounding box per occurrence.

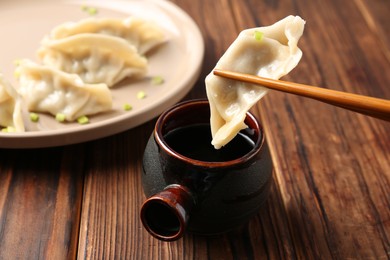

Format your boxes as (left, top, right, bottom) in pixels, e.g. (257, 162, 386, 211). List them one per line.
(0, 0, 204, 148)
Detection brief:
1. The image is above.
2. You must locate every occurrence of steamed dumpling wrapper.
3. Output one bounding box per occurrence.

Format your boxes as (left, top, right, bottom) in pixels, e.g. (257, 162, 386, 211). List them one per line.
(0, 74, 24, 132)
(206, 15, 305, 149)
(16, 60, 112, 122)
(44, 16, 166, 55)
(37, 33, 148, 87)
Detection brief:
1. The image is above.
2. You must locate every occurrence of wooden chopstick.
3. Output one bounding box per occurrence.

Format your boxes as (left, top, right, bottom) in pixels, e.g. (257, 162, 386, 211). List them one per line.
(213, 69, 390, 122)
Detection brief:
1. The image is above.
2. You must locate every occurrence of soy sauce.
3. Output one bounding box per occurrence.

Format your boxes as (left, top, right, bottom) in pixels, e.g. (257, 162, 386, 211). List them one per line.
(164, 124, 255, 162)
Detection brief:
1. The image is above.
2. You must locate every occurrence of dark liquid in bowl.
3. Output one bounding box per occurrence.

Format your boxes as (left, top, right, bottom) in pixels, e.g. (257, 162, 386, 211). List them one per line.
(164, 124, 255, 162)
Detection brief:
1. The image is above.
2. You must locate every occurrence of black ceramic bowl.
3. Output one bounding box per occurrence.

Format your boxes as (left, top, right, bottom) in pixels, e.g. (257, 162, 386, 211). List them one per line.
(141, 100, 273, 241)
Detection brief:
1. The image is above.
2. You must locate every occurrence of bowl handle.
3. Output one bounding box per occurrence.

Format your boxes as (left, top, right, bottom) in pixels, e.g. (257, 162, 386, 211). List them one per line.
(140, 184, 195, 241)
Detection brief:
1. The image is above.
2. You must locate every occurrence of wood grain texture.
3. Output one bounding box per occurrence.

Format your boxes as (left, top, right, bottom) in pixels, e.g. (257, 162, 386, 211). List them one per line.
(230, 0, 390, 259)
(0, 0, 388, 259)
(0, 146, 84, 259)
(77, 123, 156, 259)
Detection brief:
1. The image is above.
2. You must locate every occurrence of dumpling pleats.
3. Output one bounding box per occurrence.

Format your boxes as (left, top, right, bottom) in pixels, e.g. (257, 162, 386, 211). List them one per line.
(16, 60, 113, 122)
(0, 74, 25, 132)
(37, 33, 148, 87)
(45, 17, 166, 55)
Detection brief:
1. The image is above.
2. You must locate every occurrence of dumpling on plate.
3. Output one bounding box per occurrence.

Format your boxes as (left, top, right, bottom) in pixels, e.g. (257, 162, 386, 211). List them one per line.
(44, 16, 166, 55)
(206, 15, 305, 149)
(0, 74, 24, 132)
(15, 59, 113, 122)
(37, 33, 148, 87)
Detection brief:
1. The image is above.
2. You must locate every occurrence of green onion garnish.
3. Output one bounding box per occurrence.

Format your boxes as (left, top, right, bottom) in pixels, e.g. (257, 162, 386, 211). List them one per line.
(30, 112, 39, 122)
(77, 115, 89, 124)
(13, 70, 20, 79)
(13, 59, 22, 66)
(137, 91, 146, 99)
(123, 103, 133, 111)
(254, 31, 264, 41)
(2, 126, 16, 133)
(55, 113, 66, 122)
(81, 5, 98, 15)
(87, 7, 98, 15)
(151, 76, 164, 85)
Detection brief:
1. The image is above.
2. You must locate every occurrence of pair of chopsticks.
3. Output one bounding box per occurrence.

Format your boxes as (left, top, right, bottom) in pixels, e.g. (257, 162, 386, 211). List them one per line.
(213, 69, 390, 122)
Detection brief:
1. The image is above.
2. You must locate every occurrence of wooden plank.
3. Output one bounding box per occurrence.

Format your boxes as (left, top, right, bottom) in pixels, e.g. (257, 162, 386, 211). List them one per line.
(75, 0, 389, 259)
(77, 124, 156, 259)
(0, 145, 85, 259)
(75, 0, 311, 259)
(231, 0, 390, 259)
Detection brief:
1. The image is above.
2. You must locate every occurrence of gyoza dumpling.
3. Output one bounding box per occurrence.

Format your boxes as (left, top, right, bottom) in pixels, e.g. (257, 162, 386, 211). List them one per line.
(206, 15, 305, 149)
(45, 17, 166, 55)
(37, 33, 148, 87)
(16, 60, 112, 122)
(0, 74, 24, 132)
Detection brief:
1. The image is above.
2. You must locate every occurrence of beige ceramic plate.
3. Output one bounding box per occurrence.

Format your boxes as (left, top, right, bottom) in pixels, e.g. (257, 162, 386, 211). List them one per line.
(0, 0, 204, 148)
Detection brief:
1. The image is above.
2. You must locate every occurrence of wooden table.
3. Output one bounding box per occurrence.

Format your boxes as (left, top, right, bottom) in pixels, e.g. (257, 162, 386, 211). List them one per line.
(1, 0, 389, 259)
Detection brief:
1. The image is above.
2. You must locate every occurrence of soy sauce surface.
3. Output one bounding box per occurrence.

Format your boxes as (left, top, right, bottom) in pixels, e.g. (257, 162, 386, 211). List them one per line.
(164, 124, 255, 162)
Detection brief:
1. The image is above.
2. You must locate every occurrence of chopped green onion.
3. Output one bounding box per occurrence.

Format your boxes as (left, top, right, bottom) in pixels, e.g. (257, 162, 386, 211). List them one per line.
(151, 76, 164, 85)
(13, 59, 22, 66)
(87, 7, 98, 15)
(137, 91, 147, 99)
(13, 70, 20, 79)
(254, 30, 264, 41)
(81, 5, 98, 15)
(77, 115, 89, 124)
(123, 103, 133, 111)
(55, 113, 66, 122)
(2, 126, 16, 133)
(30, 112, 39, 122)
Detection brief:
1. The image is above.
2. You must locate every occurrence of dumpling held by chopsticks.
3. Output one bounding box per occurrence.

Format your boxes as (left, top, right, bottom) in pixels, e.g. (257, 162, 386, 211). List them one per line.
(206, 15, 305, 149)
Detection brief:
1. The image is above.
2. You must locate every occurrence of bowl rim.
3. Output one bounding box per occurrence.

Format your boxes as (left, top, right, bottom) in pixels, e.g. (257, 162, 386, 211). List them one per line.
(154, 99, 265, 168)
